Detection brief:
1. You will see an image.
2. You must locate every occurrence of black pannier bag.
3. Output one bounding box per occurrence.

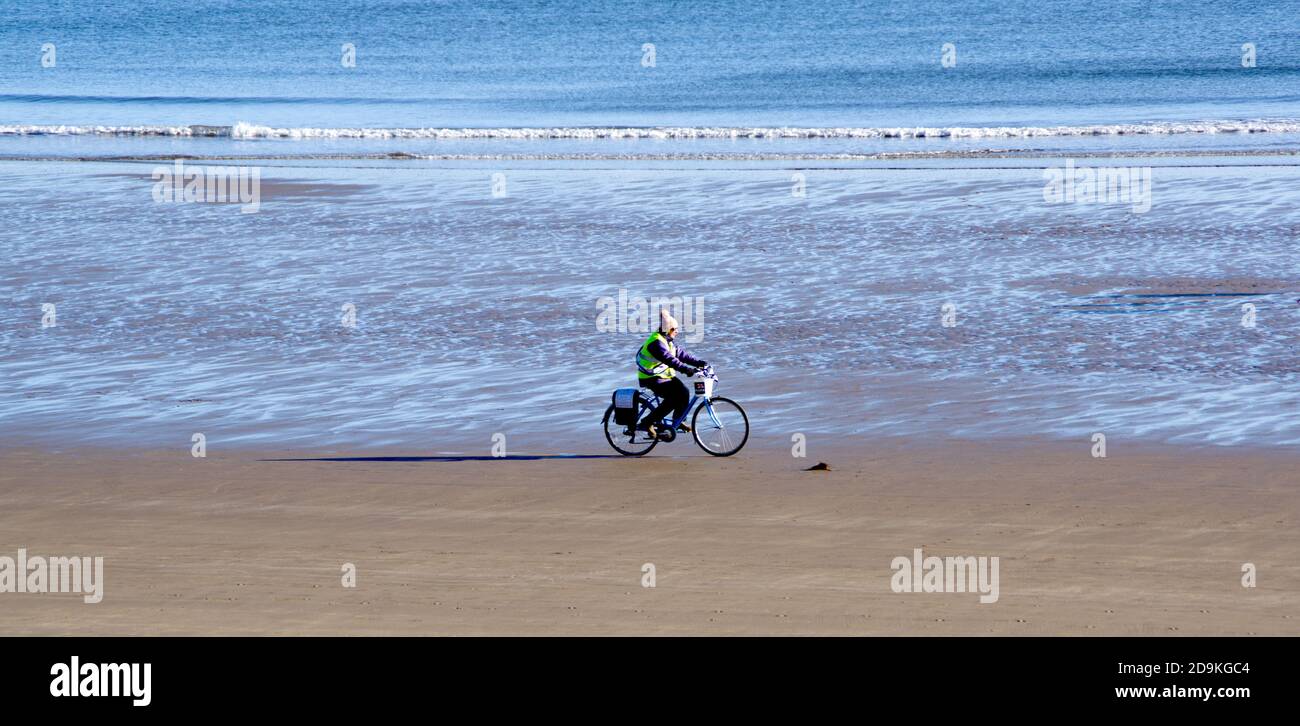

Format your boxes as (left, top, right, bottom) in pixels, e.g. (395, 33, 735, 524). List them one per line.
(612, 388, 640, 426)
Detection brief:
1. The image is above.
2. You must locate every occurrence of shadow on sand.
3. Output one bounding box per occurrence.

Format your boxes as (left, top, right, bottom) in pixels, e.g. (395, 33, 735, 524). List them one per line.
(259, 454, 622, 463)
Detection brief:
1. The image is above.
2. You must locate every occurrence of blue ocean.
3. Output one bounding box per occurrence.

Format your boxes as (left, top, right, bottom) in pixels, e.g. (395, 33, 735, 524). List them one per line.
(3, 0, 1300, 155)
(1, 0, 1297, 451)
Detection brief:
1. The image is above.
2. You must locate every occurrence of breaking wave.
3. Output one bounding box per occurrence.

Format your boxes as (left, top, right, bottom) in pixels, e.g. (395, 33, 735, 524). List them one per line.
(3, 119, 1300, 140)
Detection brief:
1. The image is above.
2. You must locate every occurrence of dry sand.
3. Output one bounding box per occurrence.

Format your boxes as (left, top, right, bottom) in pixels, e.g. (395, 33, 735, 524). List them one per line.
(0, 439, 1296, 635)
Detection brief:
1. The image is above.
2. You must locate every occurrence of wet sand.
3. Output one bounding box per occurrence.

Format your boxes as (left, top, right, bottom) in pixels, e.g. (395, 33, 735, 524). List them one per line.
(5, 160, 1298, 449)
(1, 439, 1295, 635)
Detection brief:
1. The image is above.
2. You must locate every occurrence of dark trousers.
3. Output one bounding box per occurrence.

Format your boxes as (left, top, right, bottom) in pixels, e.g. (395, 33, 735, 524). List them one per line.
(639, 377, 689, 428)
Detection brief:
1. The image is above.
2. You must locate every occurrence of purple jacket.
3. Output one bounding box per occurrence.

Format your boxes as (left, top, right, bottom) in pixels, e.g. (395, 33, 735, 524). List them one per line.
(646, 335, 706, 376)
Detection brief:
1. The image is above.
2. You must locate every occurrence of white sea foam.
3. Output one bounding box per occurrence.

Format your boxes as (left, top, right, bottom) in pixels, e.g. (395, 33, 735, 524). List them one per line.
(228, 120, 1300, 140)
(3, 119, 1300, 140)
(0, 124, 203, 136)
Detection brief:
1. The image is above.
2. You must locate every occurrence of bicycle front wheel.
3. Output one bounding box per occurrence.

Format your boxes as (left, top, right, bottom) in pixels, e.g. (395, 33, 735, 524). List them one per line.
(691, 396, 749, 457)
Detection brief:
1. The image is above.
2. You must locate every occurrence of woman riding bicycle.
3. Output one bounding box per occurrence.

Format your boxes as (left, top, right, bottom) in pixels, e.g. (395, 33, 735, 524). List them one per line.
(636, 309, 709, 439)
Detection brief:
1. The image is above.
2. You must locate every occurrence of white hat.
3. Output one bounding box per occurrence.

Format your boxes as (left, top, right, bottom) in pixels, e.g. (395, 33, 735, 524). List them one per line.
(659, 308, 679, 333)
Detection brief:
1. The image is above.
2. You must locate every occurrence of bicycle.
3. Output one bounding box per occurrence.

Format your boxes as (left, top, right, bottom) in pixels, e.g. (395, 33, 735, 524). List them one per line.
(602, 366, 749, 457)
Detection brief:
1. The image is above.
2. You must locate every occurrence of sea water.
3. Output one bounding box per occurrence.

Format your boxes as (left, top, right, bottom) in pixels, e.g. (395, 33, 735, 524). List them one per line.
(1, 0, 1297, 451)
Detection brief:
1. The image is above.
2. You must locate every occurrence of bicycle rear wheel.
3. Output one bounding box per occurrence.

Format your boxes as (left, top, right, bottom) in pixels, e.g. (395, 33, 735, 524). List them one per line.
(691, 396, 749, 456)
(603, 401, 659, 456)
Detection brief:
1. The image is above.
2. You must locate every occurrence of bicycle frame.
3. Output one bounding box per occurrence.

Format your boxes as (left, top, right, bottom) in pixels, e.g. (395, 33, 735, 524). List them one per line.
(607, 366, 746, 457)
(640, 389, 723, 431)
